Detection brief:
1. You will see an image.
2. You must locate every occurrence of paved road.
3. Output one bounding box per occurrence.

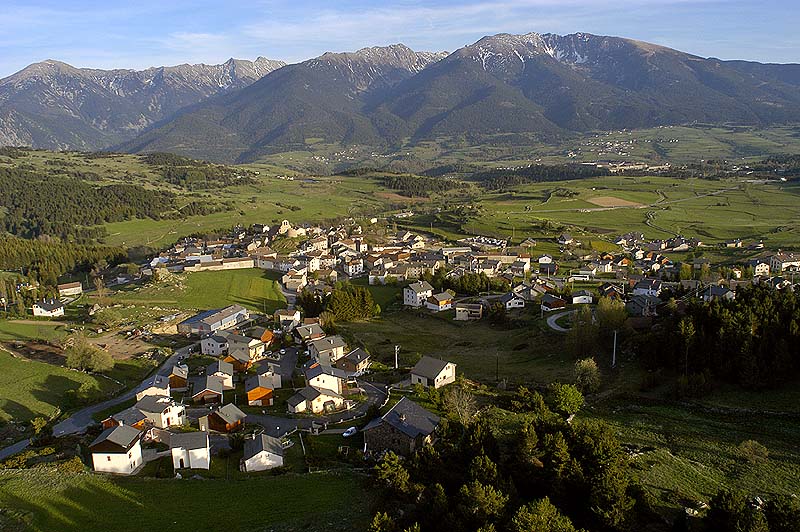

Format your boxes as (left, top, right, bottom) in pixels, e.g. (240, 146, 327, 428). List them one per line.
(0, 438, 31, 461)
(546, 310, 575, 333)
(246, 380, 388, 437)
(279, 284, 297, 310)
(52, 342, 197, 437)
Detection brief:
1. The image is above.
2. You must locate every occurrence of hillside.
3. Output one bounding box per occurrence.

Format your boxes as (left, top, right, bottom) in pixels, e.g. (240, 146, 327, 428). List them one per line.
(117, 31, 800, 163)
(0, 57, 285, 150)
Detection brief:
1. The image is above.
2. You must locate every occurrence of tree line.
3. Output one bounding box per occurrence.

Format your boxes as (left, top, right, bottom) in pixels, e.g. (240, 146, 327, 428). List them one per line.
(473, 164, 612, 190)
(381, 175, 468, 197)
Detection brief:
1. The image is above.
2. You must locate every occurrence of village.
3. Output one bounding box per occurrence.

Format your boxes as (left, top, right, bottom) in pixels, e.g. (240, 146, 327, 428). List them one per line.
(9, 214, 799, 479)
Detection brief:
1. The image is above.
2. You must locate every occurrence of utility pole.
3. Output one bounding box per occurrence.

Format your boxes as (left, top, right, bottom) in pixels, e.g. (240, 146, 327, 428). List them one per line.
(611, 329, 618, 368)
(394, 345, 400, 369)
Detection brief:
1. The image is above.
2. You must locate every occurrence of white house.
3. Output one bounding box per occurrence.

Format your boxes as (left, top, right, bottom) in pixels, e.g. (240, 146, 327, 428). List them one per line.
(134, 395, 185, 429)
(201, 334, 229, 356)
(304, 363, 345, 394)
(287, 386, 344, 414)
(346, 258, 364, 277)
(538, 254, 554, 265)
(571, 290, 594, 305)
(425, 292, 454, 312)
(403, 281, 434, 307)
(57, 282, 83, 298)
(411, 356, 456, 389)
(89, 425, 143, 475)
(308, 335, 347, 363)
(206, 360, 235, 390)
(499, 292, 526, 310)
(170, 431, 211, 470)
(242, 434, 284, 472)
(632, 279, 663, 297)
(32, 299, 64, 318)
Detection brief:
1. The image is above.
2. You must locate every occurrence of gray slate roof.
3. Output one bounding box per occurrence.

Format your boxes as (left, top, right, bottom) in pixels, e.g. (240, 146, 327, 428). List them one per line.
(411, 356, 452, 380)
(363, 397, 439, 439)
(343, 348, 370, 364)
(108, 406, 147, 426)
(170, 431, 209, 451)
(134, 394, 174, 414)
(90, 425, 141, 450)
(192, 375, 225, 396)
(243, 434, 284, 461)
(215, 403, 246, 424)
(308, 335, 346, 352)
(406, 281, 434, 294)
(245, 374, 277, 392)
(207, 360, 234, 376)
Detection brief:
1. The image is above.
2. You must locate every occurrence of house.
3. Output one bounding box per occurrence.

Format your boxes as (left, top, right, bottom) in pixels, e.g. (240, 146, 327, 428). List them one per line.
(177, 305, 250, 336)
(294, 323, 326, 343)
(425, 292, 454, 312)
(136, 375, 170, 401)
(770, 252, 800, 273)
(541, 294, 567, 312)
(200, 334, 229, 356)
(499, 292, 526, 310)
(454, 303, 483, 321)
(224, 347, 254, 372)
(403, 281, 434, 308)
(557, 234, 574, 245)
(32, 299, 64, 318)
(632, 279, 663, 297)
(89, 425, 143, 475)
(169, 364, 189, 391)
(287, 386, 344, 414)
(748, 259, 771, 277)
(101, 406, 147, 430)
(199, 404, 246, 433)
(170, 431, 210, 470)
(363, 397, 439, 456)
(626, 295, 661, 317)
(242, 434, 284, 472)
(308, 335, 347, 363)
(304, 362, 346, 394)
(600, 283, 625, 300)
(539, 263, 558, 276)
(702, 285, 735, 302)
(245, 375, 275, 406)
(206, 360, 234, 390)
(571, 290, 594, 305)
(57, 281, 83, 298)
(274, 309, 301, 330)
(191, 375, 225, 404)
(411, 356, 456, 389)
(336, 348, 371, 374)
(134, 395, 185, 429)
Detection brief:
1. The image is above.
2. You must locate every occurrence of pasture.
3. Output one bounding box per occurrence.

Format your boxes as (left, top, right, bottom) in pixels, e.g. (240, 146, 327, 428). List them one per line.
(0, 469, 373, 532)
(111, 268, 287, 314)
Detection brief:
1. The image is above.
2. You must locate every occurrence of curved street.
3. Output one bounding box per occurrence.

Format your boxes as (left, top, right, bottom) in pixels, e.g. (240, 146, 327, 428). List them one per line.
(546, 309, 575, 332)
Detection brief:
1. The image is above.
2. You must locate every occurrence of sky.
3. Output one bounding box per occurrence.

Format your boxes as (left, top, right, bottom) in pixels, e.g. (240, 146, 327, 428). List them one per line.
(1, 0, 798, 77)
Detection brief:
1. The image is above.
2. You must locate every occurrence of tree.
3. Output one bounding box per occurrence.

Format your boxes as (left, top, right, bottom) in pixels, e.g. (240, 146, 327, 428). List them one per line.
(679, 263, 693, 281)
(548, 383, 584, 417)
(595, 297, 627, 334)
(368, 512, 397, 532)
(678, 318, 695, 376)
(93, 276, 110, 305)
(458, 480, 508, 524)
(469, 453, 499, 485)
(93, 307, 123, 330)
(764, 495, 800, 532)
(574, 358, 601, 394)
(374, 452, 410, 495)
(566, 305, 598, 358)
(510, 497, 579, 532)
(704, 489, 769, 532)
(738, 440, 769, 464)
(443, 385, 477, 426)
(64, 332, 114, 373)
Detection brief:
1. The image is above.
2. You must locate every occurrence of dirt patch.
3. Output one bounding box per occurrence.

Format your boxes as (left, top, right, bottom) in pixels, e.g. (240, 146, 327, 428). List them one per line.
(587, 196, 644, 208)
(2, 341, 65, 365)
(89, 333, 152, 360)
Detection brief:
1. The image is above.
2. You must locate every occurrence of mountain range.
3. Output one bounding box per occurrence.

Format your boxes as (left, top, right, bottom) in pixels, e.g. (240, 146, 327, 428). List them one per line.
(0, 57, 284, 150)
(2, 32, 800, 161)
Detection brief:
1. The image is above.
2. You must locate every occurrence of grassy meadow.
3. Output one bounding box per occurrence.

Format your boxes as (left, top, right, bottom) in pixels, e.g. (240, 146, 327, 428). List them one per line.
(111, 268, 287, 314)
(0, 470, 372, 532)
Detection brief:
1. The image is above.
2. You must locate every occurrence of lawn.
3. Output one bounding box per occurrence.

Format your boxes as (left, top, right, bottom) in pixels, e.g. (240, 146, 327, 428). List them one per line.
(340, 309, 574, 386)
(0, 351, 117, 423)
(0, 320, 69, 343)
(0, 469, 373, 532)
(112, 268, 287, 314)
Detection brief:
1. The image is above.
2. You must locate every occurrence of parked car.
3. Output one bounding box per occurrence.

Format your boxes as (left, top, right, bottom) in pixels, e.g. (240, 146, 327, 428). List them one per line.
(342, 427, 357, 438)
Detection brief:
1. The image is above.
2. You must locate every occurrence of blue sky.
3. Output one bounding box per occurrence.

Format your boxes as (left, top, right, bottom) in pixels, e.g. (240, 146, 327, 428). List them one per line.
(1, 0, 797, 76)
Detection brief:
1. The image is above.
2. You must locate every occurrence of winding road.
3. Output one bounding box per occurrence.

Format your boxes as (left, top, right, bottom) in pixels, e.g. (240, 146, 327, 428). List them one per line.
(546, 310, 575, 333)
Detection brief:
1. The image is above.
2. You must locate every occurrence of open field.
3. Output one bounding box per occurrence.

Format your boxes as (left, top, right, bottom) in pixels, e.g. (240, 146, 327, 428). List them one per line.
(111, 269, 287, 314)
(0, 469, 373, 532)
(0, 350, 116, 423)
(341, 309, 574, 386)
(0, 321, 69, 344)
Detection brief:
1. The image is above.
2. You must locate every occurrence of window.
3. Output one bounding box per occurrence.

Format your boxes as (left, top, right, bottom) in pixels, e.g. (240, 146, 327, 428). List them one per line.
(128, 452, 132, 458)
(107, 456, 111, 461)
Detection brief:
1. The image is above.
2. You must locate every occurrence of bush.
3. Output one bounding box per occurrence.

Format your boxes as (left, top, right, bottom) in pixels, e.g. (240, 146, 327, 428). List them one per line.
(738, 440, 769, 464)
(574, 358, 601, 393)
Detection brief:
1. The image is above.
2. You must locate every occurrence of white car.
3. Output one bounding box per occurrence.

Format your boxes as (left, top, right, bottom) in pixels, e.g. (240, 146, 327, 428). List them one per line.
(342, 427, 357, 438)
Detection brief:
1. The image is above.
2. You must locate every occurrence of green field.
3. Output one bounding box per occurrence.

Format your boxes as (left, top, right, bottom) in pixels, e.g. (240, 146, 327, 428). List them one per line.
(0, 321, 69, 343)
(341, 309, 574, 385)
(0, 470, 372, 532)
(0, 351, 116, 423)
(112, 269, 287, 314)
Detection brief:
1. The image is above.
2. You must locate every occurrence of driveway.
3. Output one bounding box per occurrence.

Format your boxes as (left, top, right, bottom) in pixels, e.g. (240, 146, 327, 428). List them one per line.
(52, 342, 198, 437)
(546, 310, 575, 332)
